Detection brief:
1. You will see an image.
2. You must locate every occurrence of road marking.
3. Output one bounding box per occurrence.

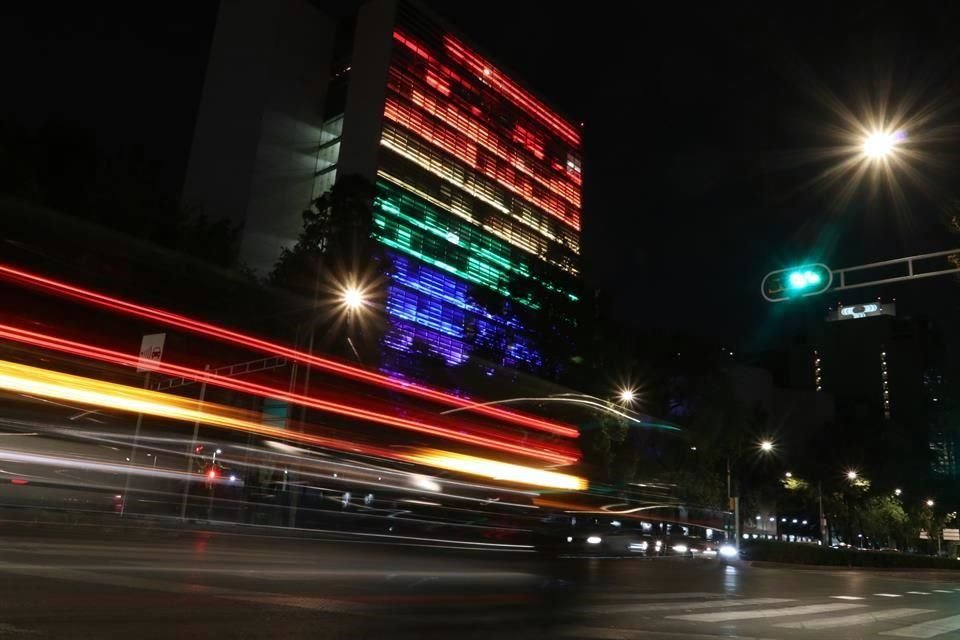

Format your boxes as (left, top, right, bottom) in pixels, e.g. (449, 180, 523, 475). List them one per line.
(775, 608, 932, 630)
(907, 591, 933, 595)
(558, 627, 633, 640)
(932, 590, 953, 593)
(560, 627, 777, 640)
(880, 613, 960, 638)
(667, 602, 865, 623)
(876, 593, 905, 597)
(831, 595, 866, 600)
(225, 594, 368, 614)
(592, 592, 728, 601)
(582, 597, 792, 615)
(0, 623, 37, 635)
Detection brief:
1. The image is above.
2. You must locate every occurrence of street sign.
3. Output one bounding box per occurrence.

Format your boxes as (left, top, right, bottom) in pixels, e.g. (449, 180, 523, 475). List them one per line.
(137, 333, 166, 372)
(943, 528, 960, 541)
(919, 529, 929, 540)
(761, 263, 833, 302)
(262, 398, 290, 429)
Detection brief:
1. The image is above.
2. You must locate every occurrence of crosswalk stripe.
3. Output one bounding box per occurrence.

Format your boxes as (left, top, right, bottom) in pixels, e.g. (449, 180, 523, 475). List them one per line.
(775, 608, 932, 630)
(581, 597, 792, 615)
(591, 592, 727, 601)
(558, 627, 633, 640)
(880, 613, 960, 638)
(831, 595, 866, 600)
(876, 593, 905, 597)
(932, 590, 953, 593)
(666, 602, 864, 622)
(908, 592, 932, 595)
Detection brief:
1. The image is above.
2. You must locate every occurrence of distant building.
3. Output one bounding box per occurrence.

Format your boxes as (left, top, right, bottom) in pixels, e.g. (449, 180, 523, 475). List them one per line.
(183, 0, 583, 379)
(762, 299, 953, 478)
(726, 363, 835, 437)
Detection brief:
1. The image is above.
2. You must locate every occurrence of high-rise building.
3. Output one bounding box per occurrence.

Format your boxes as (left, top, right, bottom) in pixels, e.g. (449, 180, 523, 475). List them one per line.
(766, 299, 950, 478)
(185, 0, 583, 379)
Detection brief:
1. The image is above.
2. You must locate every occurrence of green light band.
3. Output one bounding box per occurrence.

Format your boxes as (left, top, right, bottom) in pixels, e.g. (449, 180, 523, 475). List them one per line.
(373, 181, 578, 308)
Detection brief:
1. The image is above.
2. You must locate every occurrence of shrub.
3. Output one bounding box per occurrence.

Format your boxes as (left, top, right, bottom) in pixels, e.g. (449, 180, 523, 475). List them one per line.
(742, 539, 960, 570)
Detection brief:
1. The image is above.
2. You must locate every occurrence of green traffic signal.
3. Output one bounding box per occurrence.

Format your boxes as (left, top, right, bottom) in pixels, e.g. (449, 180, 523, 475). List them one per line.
(762, 263, 833, 302)
(788, 269, 822, 290)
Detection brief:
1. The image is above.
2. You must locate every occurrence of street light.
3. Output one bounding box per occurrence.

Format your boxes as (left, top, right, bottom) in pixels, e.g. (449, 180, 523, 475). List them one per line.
(863, 130, 904, 160)
(617, 388, 636, 405)
(894, 488, 902, 497)
(341, 285, 367, 312)
(727, 439, 777, 550)
(784, 471, 793, 478)
(846, 470, 858, 481)
(927, 499, 935, 507)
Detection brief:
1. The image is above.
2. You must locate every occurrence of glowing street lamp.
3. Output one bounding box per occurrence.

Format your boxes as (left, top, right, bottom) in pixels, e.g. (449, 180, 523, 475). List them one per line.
(894, 488, 902, 497)
(846, 470, 858, 481)
(863, 130, 904, 160)
(784, 471, 793, 478)
(341, 285, 367, 312)
(760, 440, 774, 453)
(927, 499, 935, 507)
(617, 388, 636, 405)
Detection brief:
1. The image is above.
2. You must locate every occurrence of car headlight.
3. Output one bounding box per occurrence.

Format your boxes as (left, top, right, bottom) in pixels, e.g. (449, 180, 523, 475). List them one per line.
(672, 544, 688, 553)
(586, 535, 602, 544)
(719, 544, 738, 558)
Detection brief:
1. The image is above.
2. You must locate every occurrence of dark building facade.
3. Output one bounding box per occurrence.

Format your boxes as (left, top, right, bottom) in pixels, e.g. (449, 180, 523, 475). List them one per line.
(181, 0, 338, 274)
(764, 300, 953, 479)
(183, 0, 582, 380)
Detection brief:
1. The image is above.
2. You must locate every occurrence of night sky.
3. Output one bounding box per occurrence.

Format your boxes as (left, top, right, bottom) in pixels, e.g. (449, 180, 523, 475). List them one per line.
(5, 1, 960, 355)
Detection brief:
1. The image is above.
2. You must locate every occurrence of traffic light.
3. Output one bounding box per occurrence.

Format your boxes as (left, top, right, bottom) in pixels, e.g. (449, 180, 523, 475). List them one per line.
(204, 465, 219, 487)
(761, 263, 833, 302)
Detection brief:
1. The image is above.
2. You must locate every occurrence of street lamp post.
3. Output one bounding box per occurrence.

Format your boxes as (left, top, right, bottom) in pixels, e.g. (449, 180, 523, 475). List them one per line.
(341, 284, 367, 363)
(729, 440, 776, 549)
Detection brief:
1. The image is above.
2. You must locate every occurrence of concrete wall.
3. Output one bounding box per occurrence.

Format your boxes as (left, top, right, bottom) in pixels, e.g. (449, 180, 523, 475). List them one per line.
(181, 0, 336, 275)
(335, 0, 396, 182)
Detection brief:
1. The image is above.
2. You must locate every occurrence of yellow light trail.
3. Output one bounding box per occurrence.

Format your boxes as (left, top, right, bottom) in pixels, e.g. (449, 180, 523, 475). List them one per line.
(406, 449, 588, 491)
(0, 359, 268, 430)
(0, 359, 587, 491)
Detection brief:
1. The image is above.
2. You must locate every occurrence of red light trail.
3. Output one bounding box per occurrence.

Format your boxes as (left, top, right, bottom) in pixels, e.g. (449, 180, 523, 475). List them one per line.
(0, 323, 578, 465)
(443, 36, 582, 148)
(0, 263, 579, 440)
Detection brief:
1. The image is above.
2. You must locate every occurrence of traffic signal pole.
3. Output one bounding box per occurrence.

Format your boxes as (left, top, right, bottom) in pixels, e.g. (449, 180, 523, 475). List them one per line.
(831, 248, 960, 292)
(762, 248, 960, 302)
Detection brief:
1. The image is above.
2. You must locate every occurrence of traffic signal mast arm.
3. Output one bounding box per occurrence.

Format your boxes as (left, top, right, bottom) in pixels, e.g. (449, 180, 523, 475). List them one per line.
(762, 247, 960, 302)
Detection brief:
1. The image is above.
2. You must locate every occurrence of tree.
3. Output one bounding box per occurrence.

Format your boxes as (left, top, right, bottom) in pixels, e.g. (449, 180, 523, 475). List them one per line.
(859, 495, 909, 549)
(268, 175, 388, 363)
(0, 117, 244, 270)
(580, 414, 629, 484)
(269, 175, 380, 294)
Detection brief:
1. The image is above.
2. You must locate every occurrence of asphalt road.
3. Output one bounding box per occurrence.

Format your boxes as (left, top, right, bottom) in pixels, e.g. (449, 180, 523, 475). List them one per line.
(4, 522, 960, 639)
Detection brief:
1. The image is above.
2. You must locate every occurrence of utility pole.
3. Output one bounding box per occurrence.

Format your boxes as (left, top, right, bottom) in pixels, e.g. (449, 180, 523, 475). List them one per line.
(288, 265, 323, 529)
(120, 371, 151, 517)
(180, 364, 209, 521)
(818, 481, 827, 545)
(726, 457, 732, 503)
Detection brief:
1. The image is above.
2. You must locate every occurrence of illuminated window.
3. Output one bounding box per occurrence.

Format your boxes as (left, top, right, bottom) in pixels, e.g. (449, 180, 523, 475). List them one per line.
(373, 181, 579, 307)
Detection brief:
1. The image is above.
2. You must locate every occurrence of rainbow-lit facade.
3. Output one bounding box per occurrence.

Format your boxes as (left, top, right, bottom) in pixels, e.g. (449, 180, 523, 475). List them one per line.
(332, 1, 582, 375)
